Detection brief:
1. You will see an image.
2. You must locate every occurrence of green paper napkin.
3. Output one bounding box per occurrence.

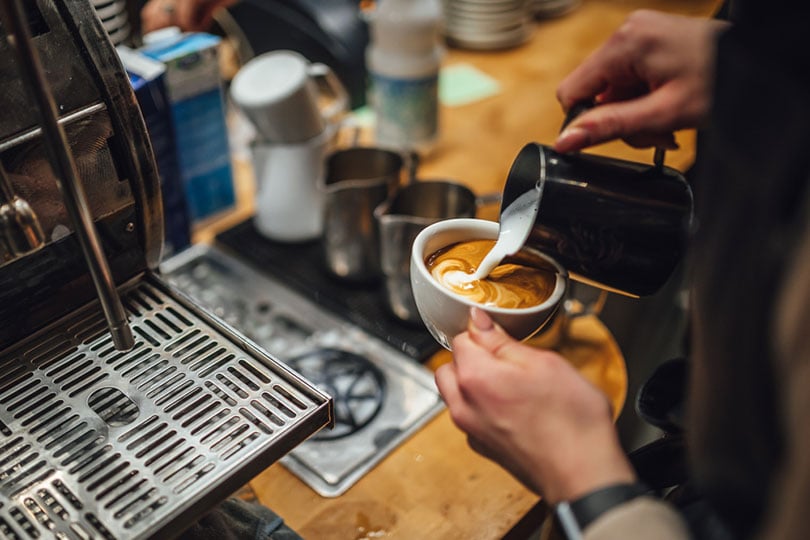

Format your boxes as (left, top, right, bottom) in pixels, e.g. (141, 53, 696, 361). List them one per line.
(439, 63, 501, 107)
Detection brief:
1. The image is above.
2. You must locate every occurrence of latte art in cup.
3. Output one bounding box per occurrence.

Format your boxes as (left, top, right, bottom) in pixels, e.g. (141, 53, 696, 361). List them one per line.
(411, 218, 567, 349)
(426, 240, 556, 309)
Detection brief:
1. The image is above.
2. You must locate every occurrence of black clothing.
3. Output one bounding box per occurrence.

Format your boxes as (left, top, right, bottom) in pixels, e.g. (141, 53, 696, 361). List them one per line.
(688, 1, 810, 537)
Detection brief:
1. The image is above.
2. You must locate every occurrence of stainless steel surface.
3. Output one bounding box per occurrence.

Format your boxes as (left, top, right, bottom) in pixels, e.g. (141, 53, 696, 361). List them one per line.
(0, 159, 45, 257)
(0, 1, 330, 536)
(162, 243, 445, 497)
(0, 108, 135, 261)
(375, 180, 479, 323)
(0, 103, 107, 154)
(0, 0, 162, 352)
(0, 3, 103, 141)
(0, 274, 332, 539)
(0, 0, 133, 350)
(321, 147, 404, 282)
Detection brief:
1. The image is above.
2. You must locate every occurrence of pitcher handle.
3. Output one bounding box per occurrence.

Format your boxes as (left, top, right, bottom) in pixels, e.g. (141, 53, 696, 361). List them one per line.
(308, 62, 349, 126)
(560, 98, 596, 132)
(556, 283, 609, 341)
(561, 98, 667, 168)
(405, 150, 420, 185)
(475, 192, 502, 208)
(653, 147, 666, 169)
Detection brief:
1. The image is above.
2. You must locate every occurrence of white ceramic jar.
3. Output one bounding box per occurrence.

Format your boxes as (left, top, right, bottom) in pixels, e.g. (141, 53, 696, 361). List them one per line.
(366, 0, 443, 155)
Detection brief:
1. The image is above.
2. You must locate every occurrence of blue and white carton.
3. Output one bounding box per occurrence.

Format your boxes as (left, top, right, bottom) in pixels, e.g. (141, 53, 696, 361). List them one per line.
(117, 45, 192, 257)
(139, 29, 235, 223)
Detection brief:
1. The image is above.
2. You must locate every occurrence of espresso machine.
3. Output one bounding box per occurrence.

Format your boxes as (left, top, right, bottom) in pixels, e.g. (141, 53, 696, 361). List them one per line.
(0, 0, 332, 538)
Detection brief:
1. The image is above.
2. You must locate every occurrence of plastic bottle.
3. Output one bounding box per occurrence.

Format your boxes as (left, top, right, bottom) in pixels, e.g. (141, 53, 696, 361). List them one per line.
(366, 0, 443, 155)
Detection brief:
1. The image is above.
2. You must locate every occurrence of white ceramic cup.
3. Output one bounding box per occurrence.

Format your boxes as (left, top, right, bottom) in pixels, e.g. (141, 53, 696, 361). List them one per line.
(410, 218, 568, 350)
(230, 50, 348, 144)
(252, 124, 338, 242)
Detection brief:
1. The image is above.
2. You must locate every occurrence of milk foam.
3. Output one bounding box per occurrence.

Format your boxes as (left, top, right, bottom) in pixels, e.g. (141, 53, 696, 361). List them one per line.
(427, 240, 554, 309)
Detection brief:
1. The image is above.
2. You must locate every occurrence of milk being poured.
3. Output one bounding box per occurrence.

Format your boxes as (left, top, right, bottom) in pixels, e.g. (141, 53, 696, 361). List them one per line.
(444, 147, 545, 286)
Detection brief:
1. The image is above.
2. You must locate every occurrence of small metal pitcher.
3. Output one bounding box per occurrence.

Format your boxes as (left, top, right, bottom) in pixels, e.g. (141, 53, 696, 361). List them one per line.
(320, 147, 405, 282)
(501, 142, 693, 297)
(375, 180, 500, 323)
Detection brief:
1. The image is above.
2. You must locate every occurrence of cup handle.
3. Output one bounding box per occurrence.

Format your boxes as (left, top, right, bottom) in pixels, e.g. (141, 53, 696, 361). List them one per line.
(564, 284, 608, 319)
(475, 192, 502, 208)
(405, 150, 420, 185)
(555, 282, 609, 341)
(308, 62, 349, 125)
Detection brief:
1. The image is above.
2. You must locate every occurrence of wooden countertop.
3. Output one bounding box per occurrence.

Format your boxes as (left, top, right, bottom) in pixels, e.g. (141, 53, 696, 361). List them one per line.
(197, 0, 719, 537)
(247, 314, 626, 540)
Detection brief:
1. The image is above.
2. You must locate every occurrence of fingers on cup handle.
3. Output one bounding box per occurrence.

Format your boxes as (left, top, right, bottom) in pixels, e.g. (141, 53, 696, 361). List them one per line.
(469, 307, 494, 331)
(434, 363, 460, 406)
(466, 308, 519, 355)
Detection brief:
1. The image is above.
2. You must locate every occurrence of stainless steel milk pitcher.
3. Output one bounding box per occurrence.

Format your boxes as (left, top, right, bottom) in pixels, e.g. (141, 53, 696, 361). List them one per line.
(501, 142, 693, 297)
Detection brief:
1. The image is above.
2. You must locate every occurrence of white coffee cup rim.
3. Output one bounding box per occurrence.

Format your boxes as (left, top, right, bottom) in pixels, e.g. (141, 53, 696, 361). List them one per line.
(412, 218, 567, 314)
(231, 50, 310, 108)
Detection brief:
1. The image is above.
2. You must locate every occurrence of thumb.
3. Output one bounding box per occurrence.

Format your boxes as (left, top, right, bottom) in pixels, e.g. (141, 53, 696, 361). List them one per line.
(467, 307, 521, 358)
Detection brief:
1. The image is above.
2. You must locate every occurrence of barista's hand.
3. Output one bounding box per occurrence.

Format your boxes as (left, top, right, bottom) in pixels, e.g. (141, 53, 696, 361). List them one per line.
(435, 308, 635, 504)
(554, 10, 730, 153)
(141, 0, 237, 34)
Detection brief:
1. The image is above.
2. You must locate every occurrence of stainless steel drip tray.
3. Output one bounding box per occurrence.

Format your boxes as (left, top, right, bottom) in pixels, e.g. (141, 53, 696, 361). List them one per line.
(0, 274, 332, 540)
(161, 243, 445, 498)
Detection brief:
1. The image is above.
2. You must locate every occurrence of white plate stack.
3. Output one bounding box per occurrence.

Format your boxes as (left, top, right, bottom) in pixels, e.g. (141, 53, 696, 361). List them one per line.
(91, 0, 131, 45)
(531, 0, 581, 19)
(442, 0, 533, 51)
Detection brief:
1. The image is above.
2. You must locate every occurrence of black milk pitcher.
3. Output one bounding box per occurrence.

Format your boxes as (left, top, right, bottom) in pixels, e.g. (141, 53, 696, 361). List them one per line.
(501, 141, 693, 297)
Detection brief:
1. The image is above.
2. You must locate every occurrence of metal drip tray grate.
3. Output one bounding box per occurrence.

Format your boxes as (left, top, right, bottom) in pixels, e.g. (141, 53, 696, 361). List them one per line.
(0, 275, 332, 539)
(161, 244, 444, 498)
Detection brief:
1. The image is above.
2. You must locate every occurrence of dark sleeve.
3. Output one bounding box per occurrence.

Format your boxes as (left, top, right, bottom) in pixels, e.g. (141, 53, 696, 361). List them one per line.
(686, 3, 810, 536)
(764, 203, 810, 540)
(178, 498, 304, 540)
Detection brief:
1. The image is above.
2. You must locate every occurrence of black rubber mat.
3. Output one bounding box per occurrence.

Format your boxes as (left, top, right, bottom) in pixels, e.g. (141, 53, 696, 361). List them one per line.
(216, 219, 440, 361)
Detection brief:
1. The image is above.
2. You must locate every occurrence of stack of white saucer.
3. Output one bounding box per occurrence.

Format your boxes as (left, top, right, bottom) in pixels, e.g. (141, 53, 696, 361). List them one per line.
(531, 0, 581, 19)
(442, 0, 533, 51)
(91, 0, 131, 45)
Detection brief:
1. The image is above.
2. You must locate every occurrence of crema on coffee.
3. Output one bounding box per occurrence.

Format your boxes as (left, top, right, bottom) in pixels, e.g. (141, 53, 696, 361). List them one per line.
(425, 240, 556, 309)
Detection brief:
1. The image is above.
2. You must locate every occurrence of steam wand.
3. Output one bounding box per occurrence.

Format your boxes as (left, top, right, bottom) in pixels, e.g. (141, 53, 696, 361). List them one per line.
(0, 0, 134, 350)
